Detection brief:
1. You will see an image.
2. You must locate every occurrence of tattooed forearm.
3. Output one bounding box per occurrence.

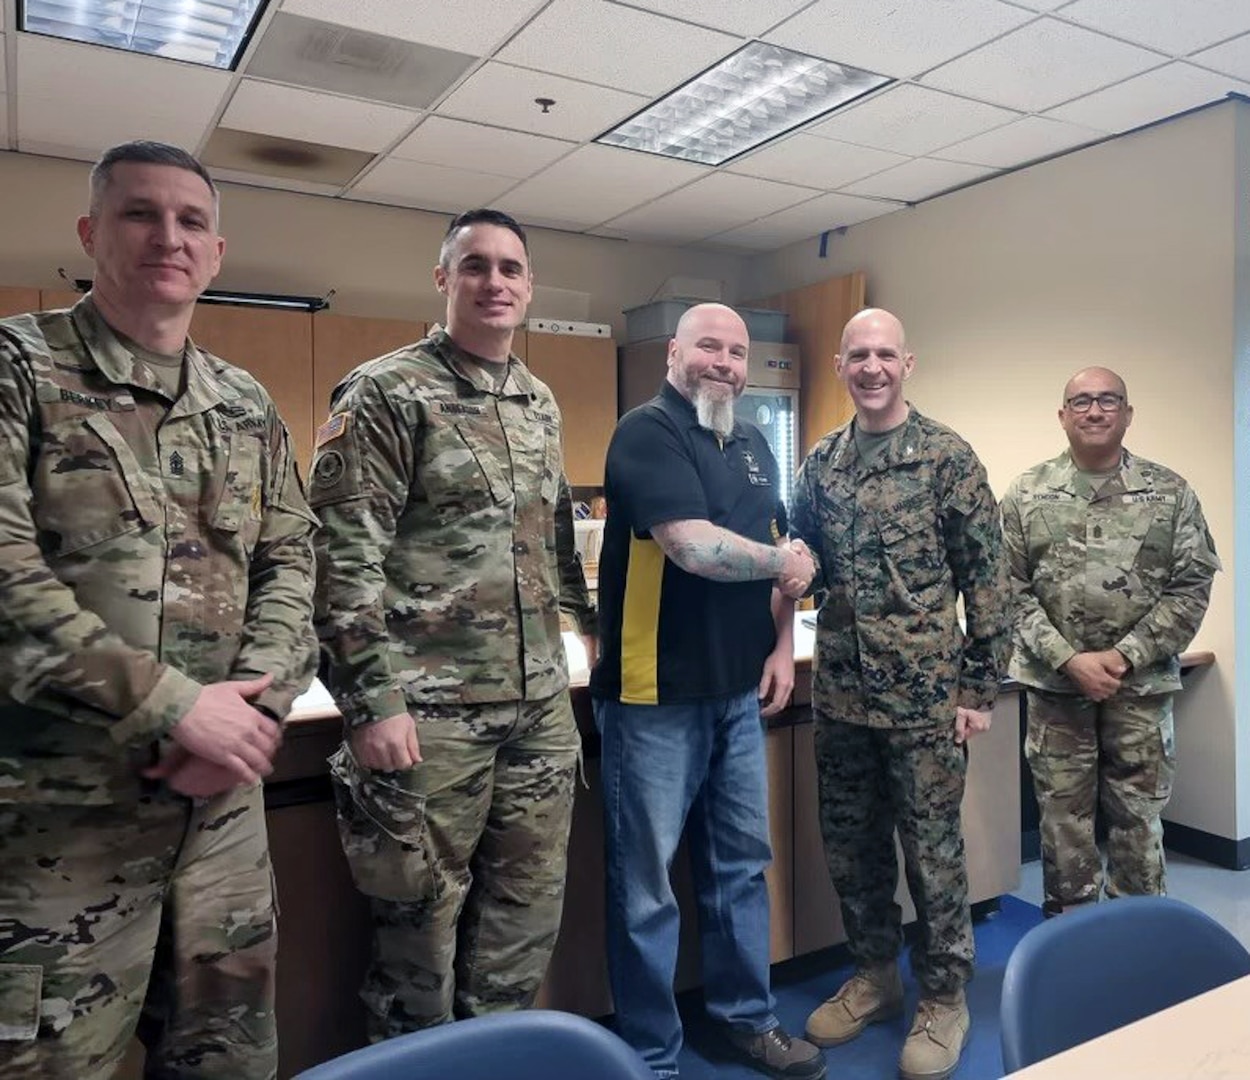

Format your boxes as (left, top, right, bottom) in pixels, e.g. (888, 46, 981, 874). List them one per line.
(652, 520, 785, 582)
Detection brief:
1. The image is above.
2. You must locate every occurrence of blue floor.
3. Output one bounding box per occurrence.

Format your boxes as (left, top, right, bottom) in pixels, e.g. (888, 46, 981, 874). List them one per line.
(671, 896, 1045, 1079)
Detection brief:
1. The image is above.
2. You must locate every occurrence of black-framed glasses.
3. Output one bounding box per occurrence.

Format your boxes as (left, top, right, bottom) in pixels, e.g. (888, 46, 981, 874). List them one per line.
(1065, 392, 1125, 413)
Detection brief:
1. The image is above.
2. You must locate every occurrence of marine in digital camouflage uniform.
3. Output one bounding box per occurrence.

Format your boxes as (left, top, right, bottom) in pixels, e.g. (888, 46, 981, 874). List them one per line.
(0, 143, 317, 1079)
(1001, 367, 1219, 914)
(790, 309, 1010, 1080)
(311, 209, 596, 1040)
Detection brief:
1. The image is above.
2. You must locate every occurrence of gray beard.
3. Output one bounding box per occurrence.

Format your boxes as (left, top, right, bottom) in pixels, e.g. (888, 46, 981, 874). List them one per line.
(693, 386, 736, 438)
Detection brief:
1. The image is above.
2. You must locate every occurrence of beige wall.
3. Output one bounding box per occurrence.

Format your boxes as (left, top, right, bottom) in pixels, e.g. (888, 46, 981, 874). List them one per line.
(748, 101, 1244, 841)
(0, 149, 749, 336)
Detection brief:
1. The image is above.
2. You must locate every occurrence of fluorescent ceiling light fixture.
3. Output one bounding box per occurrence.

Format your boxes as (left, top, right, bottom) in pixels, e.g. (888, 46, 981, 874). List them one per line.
(597, 42, 891, 166)
(21, 0, 268, 70)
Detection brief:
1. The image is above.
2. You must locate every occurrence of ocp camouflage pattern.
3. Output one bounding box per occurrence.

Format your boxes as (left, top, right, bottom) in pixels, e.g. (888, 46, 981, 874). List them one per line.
(0, 296, 318, 805)
(1001, 449, 1219, 694)
(310, 327, 596, 727)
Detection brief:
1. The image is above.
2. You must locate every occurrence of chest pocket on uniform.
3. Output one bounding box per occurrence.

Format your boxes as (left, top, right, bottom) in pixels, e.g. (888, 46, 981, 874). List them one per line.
(211, 433, 265, 550)
(35, 412, 159, 557)
(878, 503, 946, 607)
(419, 418, 514, 525)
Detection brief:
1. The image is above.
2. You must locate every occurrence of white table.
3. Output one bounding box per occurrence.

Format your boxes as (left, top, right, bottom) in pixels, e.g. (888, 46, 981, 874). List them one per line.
(1006, 974, 1250, 1079)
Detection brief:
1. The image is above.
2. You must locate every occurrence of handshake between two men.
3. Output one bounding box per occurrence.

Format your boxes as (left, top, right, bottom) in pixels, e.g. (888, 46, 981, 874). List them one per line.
(778, 536, 817, 600)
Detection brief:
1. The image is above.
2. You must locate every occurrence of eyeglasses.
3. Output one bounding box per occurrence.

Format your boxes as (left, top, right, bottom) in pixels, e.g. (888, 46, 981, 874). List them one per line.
(1065, 392, 1126, 413)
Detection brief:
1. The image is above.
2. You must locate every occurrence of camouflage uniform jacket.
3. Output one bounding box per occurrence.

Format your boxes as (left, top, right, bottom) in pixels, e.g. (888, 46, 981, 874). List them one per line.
(310, 327, 596, 728)
(1001, 448, 1219, 695)
(791, 407, 1011, 728)
(0, 295, 319, 805)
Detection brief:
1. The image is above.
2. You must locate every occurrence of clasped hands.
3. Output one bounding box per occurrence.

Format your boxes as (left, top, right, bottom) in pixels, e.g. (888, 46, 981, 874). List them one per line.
(1062, 649, 1130, 702)
(143, 673, 284, 798)
(778, 537, 816, 599)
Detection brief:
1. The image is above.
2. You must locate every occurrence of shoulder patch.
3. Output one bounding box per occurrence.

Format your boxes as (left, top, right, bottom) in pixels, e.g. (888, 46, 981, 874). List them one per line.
(313, 449, 346, 488)
(316, 412, 350, 447)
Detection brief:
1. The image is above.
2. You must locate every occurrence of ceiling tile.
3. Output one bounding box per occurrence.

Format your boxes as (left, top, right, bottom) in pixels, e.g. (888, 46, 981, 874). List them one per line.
(998, 0, 1075, 9)
(765, 0, 1035, 79)
(618, 0, 812, 37)
(922, 16, 1164, 111)
(392, 117, 573, 178)
(497, 144, 705, 227)
(728, 134, 907, 189)
(210, 168, 346, 198)
(604, 172, 819, 242)
(202, 128, 374, 185)
(349, 158, 516, 212)
(496, 0, 740, 95)
(841, 157, 996, 201)
(708, 192, 902, 250)
(280, 0, 546, 55)
(16, 36, 229, 158)
(223, 80, 420, 153)
(1045, 61, 1249, 133)
(247, 13, 474, 110)
(1057, 0, 1250, 56)
(437, 62, 647, 140)
(935, 115, 1103, 166)
(808, 84, 1020, 157)
(1190, 32, 1250, 81)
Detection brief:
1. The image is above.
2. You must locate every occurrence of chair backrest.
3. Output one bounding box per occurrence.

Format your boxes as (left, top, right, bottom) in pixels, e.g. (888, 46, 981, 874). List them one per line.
(1000, 895, 1250, 1073)
(292, 1009, 655, 1080)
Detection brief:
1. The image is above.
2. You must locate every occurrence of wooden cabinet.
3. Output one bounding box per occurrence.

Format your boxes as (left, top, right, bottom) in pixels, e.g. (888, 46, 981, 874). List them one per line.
(525, 332, 617, 486)
(189, 305, 316, 473)
(0, 286, 41, 317)
(311, 312, 426, 427)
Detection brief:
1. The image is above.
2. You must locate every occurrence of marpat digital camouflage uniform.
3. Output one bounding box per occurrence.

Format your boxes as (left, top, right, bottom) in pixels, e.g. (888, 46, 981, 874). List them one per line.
(311, 327, 595, 1039)
(1001, 449, 1219, 907)
(790, 407, 1010, 994)
(0, 296, 318, 1079)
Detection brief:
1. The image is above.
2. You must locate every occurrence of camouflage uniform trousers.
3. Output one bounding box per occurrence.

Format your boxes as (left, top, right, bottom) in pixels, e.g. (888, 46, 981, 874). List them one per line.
(1024, 689, 1176, 907)
(0, 785, 277, 1080)
(330, 692, 579, 1040)
(813, 713, 973, 995)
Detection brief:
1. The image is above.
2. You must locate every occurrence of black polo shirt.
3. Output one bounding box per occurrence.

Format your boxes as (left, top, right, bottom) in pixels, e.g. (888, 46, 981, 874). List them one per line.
(589, 381, 786, 705)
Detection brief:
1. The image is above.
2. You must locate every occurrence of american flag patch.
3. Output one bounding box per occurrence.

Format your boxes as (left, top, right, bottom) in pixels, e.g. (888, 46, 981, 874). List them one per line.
(316, 412, 350, 447)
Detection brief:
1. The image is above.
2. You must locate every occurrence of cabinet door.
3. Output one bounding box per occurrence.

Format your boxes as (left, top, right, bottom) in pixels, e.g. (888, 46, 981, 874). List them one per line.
(0, 286, 41, 317)
(312, 313, 425, 425)
(189, 305, 315, 472)
(526, 334, 616, 486)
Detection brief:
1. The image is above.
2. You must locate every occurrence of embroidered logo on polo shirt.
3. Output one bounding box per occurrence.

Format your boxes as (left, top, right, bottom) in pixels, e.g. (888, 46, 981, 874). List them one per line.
(743, 448, 771, 486)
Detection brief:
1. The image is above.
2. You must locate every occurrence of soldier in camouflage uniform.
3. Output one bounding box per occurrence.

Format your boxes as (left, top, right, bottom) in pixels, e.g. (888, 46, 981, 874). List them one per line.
(0, 142, 318, 1079)
(1001, 367, 1219, 916)
(790, 309, 1010, 1080)
(311, 209, 596, 1040)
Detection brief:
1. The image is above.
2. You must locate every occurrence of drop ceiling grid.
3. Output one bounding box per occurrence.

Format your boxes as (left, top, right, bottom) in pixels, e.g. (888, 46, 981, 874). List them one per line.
(223, 80, 423, 154)
(496, 0, 741, 95)
(279, 0, 551, 55)
(708, 191, 903, 249)
(497, 143, 708, 228)
(764, 0, 1037, 80)
(933, 115, 1106, 168)
(841, 158, 997, 203)
(611, 0, 814, 39)
(1044, 62, 1250, 133)
(1191, 34, 1250, 82)
(390, 116, 576, 178)
(1055, 0, 1250, 56)
(16, 35, 231, 160)
(350, 157, 517, 211)
(727, 133, 909, 190)
(435, 62, 648, 141)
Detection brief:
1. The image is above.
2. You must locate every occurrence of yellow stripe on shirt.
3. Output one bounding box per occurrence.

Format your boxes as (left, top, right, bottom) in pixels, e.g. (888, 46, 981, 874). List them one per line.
(620, 536, 665, 704)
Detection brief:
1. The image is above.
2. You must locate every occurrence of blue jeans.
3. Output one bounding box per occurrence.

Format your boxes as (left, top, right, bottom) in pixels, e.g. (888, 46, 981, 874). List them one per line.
(594, 690, 778, 1078)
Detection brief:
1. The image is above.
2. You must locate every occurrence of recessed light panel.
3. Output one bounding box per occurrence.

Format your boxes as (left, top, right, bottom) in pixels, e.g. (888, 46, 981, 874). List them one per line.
(597, 41, 891, 166)
(21, 0, 267, 69)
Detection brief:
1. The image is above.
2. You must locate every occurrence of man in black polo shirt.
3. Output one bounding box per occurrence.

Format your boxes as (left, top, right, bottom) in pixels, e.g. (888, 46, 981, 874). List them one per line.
(589, 303, 822, 1080)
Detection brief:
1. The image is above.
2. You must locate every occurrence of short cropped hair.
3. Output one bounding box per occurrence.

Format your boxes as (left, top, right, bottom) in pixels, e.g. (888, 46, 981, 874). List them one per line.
(438, 208, 530, 270)
(88, 140, 220, 222)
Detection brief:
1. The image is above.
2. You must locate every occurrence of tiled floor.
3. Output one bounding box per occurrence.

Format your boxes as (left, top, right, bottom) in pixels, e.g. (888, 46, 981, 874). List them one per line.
(1012, 851, 1250, 947)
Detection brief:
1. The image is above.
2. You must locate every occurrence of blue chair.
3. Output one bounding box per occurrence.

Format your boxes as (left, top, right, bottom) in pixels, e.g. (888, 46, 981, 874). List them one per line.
(292, 1009, 655, 1080)
(1000, 895, 1250, 1073)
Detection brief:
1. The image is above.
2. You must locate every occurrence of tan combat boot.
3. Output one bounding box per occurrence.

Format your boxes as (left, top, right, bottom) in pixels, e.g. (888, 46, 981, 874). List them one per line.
(805, 963, 904, 1046)
(897, 989, 970, 1080)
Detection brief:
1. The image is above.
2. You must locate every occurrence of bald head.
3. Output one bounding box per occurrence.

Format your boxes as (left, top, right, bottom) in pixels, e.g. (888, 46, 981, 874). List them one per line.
(1062, 366, 1127, 404)
(841, 308, 906, 355)
(674, 302, 749, 347)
